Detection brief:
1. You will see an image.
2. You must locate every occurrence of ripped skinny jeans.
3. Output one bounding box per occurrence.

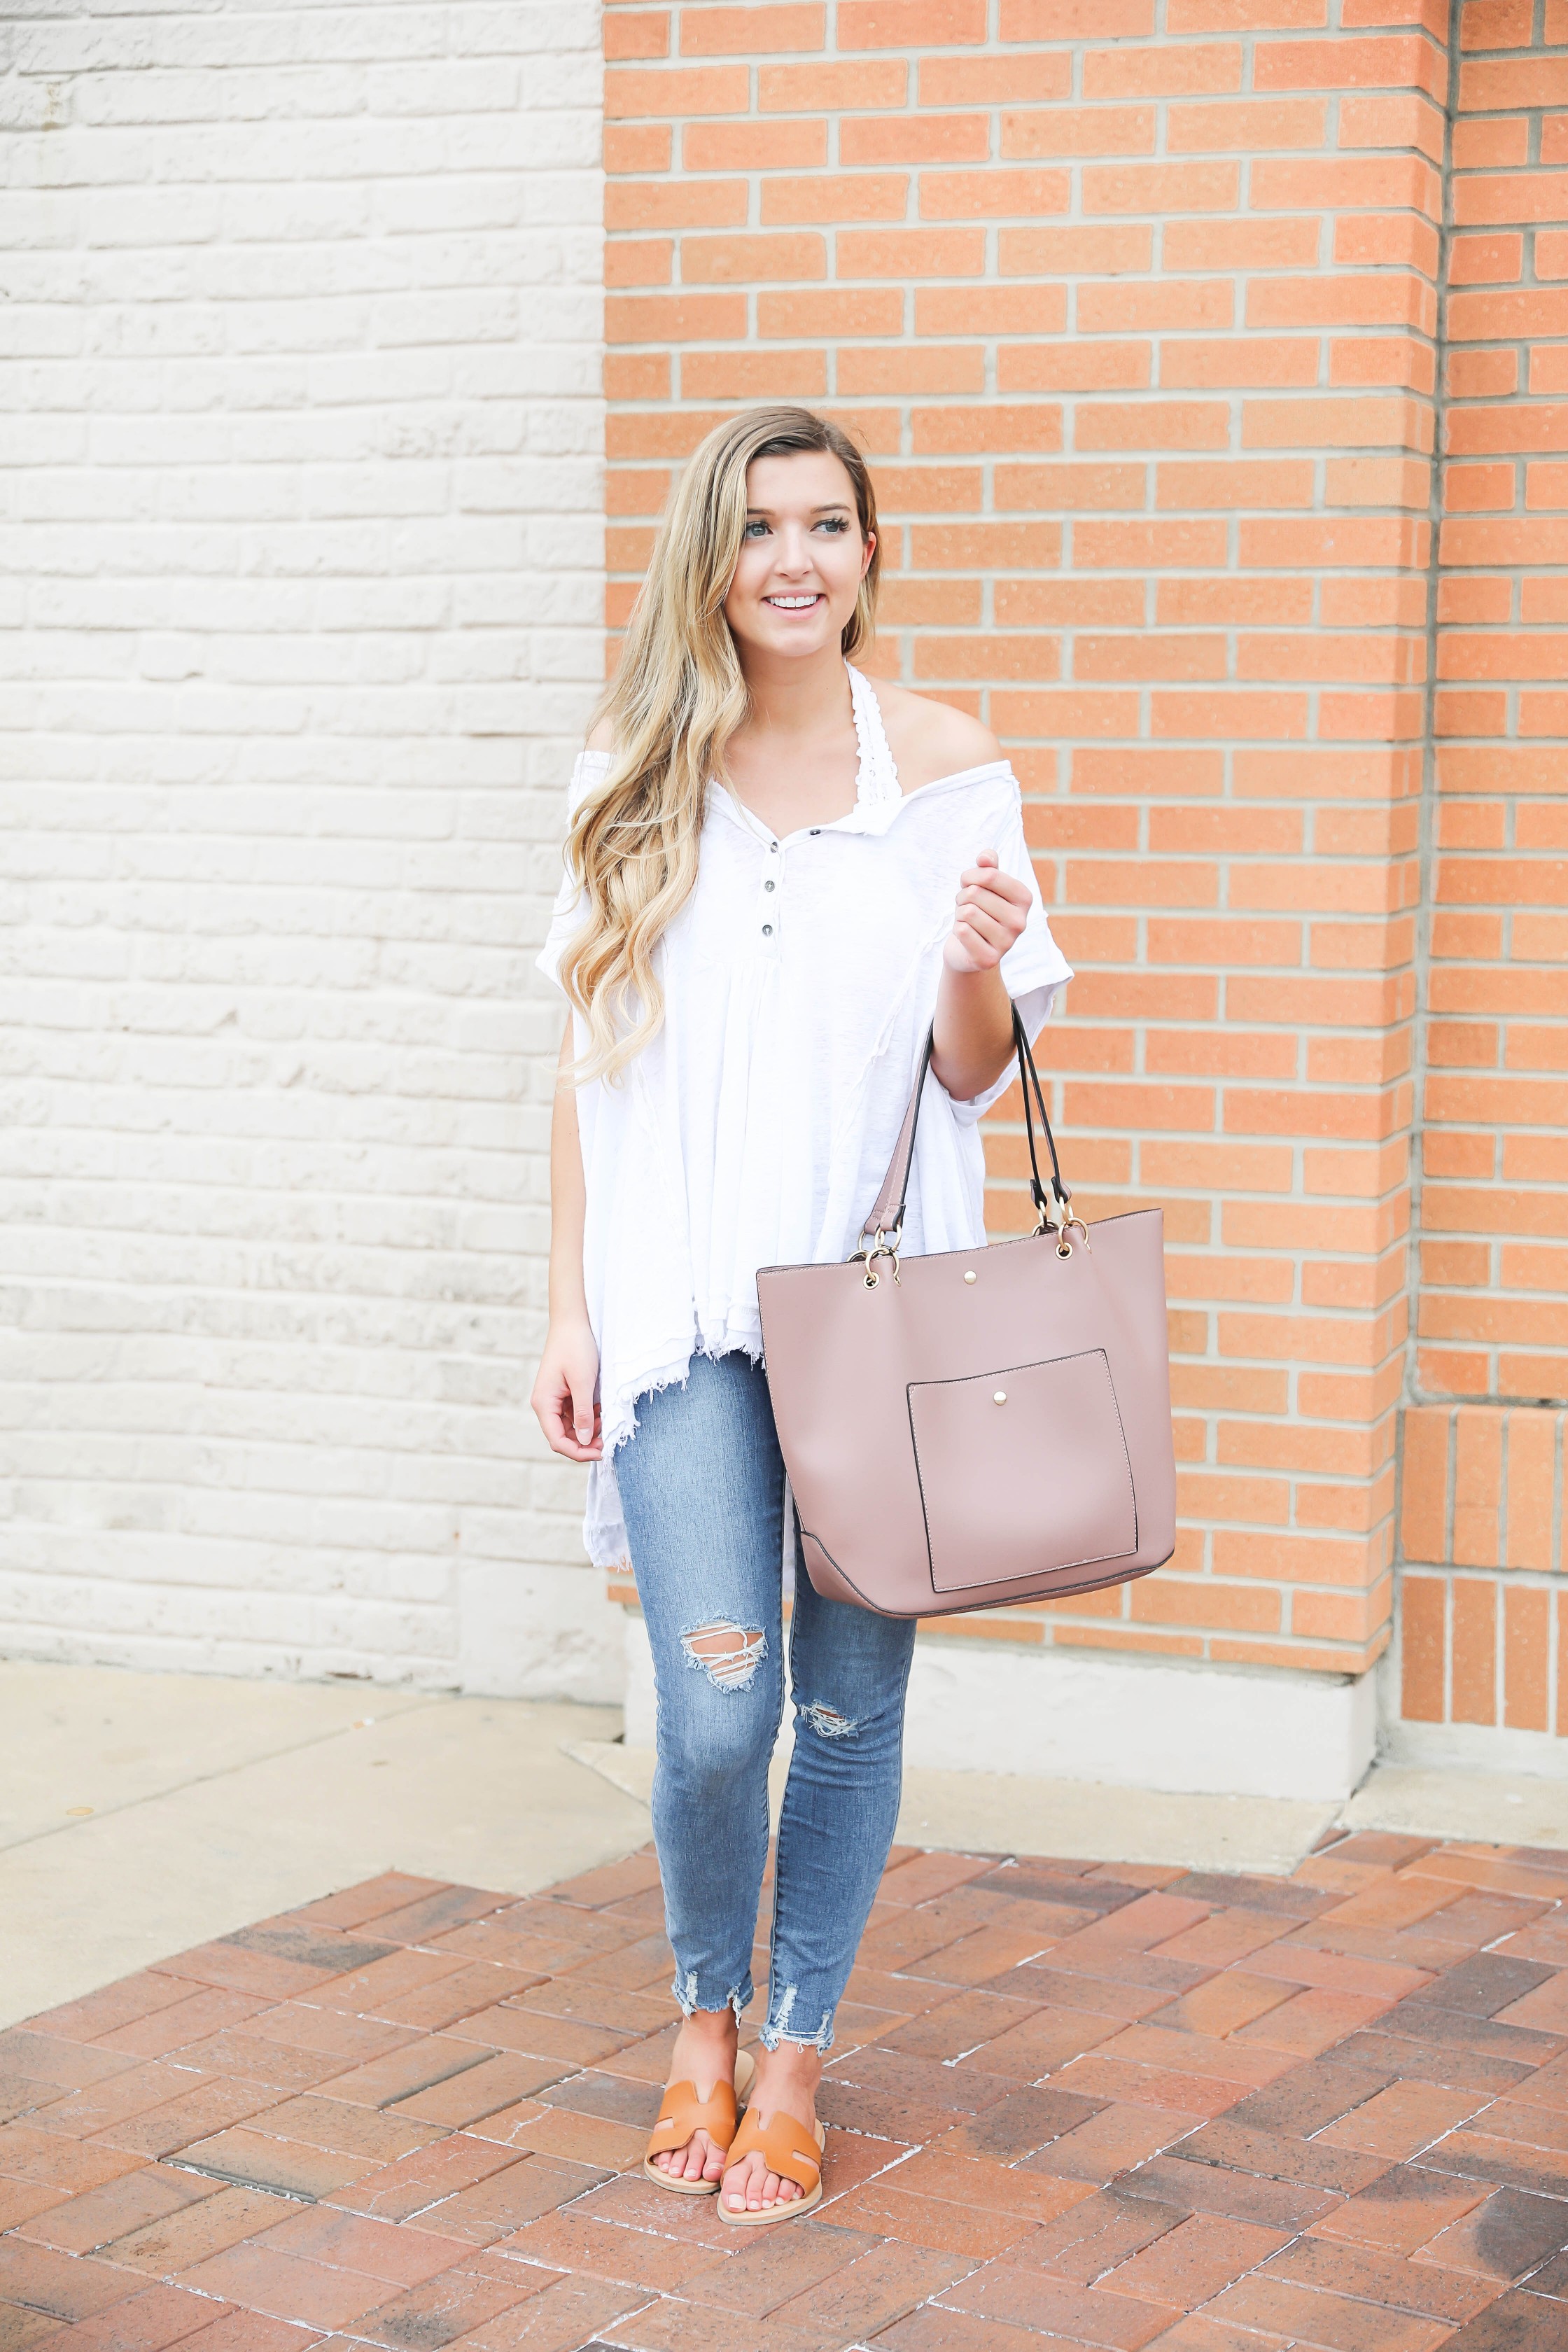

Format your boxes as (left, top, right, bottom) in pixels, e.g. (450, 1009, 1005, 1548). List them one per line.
(614, 1350, 916, 2052)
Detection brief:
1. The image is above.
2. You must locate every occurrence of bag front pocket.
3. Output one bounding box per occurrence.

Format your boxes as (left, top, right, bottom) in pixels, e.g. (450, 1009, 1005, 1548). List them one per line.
(908, 1348, 1138, 1594)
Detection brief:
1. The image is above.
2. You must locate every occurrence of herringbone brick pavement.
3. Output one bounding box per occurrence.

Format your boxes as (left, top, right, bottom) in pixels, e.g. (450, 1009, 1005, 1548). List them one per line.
(8, 1830, 1568, 2349)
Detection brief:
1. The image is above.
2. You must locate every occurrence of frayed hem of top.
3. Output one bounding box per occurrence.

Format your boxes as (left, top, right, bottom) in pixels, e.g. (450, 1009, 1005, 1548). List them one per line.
(599, 1333, 765, 1458)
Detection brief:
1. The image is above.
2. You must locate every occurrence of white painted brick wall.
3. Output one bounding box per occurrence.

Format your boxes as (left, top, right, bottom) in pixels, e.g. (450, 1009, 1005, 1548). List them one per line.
(0, 1, 616, 1698)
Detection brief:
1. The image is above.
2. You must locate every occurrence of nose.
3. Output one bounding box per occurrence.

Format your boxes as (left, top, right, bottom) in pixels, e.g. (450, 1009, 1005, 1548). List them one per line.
(770, 525, 815, 579)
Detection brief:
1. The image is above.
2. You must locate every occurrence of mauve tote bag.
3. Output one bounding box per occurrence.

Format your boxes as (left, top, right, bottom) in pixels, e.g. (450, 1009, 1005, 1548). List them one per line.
(757, 1009, 1177, 1619)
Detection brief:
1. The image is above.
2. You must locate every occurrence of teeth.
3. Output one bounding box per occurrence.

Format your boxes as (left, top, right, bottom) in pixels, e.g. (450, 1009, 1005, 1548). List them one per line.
(769, 595, 819, 608)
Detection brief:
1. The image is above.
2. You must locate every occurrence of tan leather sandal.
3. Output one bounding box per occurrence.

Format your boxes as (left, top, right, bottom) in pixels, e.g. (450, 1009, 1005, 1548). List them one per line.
(717, 2104, 826, 2226)
(643, 2047, 755, 2195)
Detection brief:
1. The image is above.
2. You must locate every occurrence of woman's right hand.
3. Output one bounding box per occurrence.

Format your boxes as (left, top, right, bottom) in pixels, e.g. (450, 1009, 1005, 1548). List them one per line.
(531, 1317, 603, 1461)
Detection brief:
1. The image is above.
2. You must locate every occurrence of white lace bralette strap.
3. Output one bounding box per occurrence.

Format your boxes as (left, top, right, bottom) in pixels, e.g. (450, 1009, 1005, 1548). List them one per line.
(846, 662, 903, 807)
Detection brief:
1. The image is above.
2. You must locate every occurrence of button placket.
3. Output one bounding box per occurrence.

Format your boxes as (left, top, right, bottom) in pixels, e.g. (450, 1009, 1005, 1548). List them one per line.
(759, 838, 781, 949)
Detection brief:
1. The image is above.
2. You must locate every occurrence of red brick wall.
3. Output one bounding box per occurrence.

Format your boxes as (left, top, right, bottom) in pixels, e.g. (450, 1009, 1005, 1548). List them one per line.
(1422, 0, 1568, 1407)
(1394, 0, 1568, 1737)
(1401, 1404, 1568, 1730)
(601, 0, 1562, 1696)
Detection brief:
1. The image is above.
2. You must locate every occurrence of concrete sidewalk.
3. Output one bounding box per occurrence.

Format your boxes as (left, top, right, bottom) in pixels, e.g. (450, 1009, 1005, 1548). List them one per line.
(9, 1658, 1568, 2029)
(0, 1663, 648, 2029)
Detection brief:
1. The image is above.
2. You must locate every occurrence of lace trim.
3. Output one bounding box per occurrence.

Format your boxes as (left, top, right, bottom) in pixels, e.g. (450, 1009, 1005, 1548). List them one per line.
(847, 662, 903, 808)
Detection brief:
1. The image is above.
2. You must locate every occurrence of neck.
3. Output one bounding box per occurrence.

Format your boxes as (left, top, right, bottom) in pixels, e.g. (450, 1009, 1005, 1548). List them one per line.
(735, 642, 851, 738)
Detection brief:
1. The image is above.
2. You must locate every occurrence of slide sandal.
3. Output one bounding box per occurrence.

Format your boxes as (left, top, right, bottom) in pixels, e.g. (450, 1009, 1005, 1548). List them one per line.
(643, 2045, 756, 2195)
(718, 2104, 825, 2226)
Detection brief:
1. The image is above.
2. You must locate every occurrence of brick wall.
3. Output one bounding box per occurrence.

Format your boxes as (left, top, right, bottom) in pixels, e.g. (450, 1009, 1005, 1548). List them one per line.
(1394, 0, 1568, 1743)
(1401, 1402, 1567, 1734)
(604, 0, 1452, 1684)
(13, 0, 1567, 1742)
(1422, 0, 1568, 1414)
(0, 4, 612, 1693)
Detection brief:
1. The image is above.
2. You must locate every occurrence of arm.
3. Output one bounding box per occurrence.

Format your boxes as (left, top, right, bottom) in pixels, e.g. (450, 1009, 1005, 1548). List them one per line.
(929, 848, 1033, 1101)
(528, 1023, 603, 1460)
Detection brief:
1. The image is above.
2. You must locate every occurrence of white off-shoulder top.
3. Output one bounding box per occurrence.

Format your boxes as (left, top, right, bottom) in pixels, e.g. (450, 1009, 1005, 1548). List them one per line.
(538, 664, 1074, 1564)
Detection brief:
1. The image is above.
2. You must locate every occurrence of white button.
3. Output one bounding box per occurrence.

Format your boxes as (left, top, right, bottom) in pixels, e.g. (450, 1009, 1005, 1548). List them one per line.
(993, 1391, 1007, 1405)
(963, 1270, 976, 1284)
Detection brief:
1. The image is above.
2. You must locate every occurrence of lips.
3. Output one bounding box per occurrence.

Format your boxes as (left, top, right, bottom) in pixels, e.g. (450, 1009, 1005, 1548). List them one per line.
(765, 594, 824, 610)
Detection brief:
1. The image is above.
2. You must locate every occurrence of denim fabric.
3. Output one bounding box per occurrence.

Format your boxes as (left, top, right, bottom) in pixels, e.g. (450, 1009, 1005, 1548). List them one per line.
(614, 1350, 917, 2051)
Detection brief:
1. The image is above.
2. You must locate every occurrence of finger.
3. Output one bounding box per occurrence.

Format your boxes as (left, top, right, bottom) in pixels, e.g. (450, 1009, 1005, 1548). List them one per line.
(958, 881, 1029, 930)
(545, 1394, 600, 1463)
(961, 892, 1028, 941)
(566, 1371, 595, 1449)
(958, 918, 1012, 968)
(958, 911, 1012, 956)
(959, 872, 1029, 916)
(973, 846, 999, 868)
(952, 920, 1001, 969)
(962, 867, 1030, 908)
(533, 1385, 572, 1457)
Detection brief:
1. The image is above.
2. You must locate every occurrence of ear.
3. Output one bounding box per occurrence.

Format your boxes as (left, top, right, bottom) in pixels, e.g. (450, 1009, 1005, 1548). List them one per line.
(860, 531, 876, 581)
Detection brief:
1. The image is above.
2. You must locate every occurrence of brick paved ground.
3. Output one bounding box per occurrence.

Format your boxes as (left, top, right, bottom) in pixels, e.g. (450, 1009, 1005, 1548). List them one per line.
(9, 1833, 1568, 2351)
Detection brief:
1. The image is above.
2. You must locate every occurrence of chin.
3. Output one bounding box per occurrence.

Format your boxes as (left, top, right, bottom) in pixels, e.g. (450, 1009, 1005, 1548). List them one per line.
(760, 617, 840, 653)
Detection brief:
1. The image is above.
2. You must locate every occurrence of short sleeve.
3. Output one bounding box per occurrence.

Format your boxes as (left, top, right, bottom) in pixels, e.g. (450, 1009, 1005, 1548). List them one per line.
(535, 749, 612, 994)
(949, 780, 1074, 1124)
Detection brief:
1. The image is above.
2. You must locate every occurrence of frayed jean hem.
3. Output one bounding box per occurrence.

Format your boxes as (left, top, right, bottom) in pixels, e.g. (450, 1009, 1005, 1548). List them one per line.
(758, 1994, 834, 2054)
(671, 1970, 752, 2023)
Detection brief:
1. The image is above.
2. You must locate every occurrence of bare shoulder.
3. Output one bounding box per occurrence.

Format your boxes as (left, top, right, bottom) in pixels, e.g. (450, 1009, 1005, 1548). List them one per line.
(585, 715, 617, 755)
(863, 676, 1004, 793)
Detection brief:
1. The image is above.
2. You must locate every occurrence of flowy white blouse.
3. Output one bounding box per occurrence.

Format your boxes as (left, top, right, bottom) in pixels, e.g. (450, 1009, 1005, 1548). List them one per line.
(538, 664, 1074, 1564)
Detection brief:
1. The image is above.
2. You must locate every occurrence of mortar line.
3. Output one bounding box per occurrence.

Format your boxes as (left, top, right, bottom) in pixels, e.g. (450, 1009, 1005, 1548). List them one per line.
(1403, 0, 1463, 1426)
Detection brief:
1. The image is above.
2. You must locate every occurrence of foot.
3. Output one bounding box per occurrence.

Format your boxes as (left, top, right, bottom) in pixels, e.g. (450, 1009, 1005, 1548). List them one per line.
(650, 2008, 740, 2188)
(722, 2041, 822, 2216)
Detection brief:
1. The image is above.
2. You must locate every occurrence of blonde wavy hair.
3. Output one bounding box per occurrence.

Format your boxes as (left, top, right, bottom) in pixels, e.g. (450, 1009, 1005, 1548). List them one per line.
(558, 405, 881, 1082)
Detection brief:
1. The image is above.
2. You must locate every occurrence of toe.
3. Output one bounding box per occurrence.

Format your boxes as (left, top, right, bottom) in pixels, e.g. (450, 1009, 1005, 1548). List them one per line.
(724, 2153, 761, 2211)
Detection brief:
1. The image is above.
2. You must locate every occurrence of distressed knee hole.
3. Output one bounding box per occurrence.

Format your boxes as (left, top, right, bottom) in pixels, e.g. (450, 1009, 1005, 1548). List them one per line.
(801, 1698, 857, 1739)
(680, 1620, 766, 1692)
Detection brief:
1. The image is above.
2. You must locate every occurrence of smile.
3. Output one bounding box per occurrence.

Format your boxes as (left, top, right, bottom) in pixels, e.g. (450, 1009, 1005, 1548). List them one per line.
(764, 594, 824, 610)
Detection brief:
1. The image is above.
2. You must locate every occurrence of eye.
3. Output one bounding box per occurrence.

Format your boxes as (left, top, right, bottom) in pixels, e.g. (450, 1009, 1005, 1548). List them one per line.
(744, 519, 771, 538)
(816, 517, 850, 534)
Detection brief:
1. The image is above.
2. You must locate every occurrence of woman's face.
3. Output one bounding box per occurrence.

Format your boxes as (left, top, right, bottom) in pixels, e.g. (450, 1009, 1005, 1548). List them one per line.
(722, 448, 874, 665)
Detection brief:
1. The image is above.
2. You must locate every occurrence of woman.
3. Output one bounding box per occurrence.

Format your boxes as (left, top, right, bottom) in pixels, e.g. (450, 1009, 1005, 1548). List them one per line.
(531, 405, 1071, 2225)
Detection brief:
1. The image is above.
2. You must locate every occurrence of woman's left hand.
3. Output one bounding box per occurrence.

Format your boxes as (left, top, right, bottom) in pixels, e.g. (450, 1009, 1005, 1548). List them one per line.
(943, 848, 1031, 975)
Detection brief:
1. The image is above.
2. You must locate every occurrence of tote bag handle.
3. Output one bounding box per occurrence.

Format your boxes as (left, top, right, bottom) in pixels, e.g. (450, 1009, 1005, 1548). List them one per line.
(858, 1005, 1072, 1251)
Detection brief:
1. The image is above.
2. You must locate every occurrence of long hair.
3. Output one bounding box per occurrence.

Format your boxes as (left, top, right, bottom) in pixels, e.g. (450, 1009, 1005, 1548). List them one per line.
(558, 405, 881, 1082)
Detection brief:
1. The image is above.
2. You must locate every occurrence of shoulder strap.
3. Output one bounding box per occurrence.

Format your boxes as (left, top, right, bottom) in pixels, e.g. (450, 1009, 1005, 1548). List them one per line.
(858, 1008, 1070, 1248)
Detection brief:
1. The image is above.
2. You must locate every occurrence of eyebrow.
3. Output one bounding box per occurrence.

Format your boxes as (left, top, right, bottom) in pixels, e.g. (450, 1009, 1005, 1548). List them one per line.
(745, 502, 853, 516)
